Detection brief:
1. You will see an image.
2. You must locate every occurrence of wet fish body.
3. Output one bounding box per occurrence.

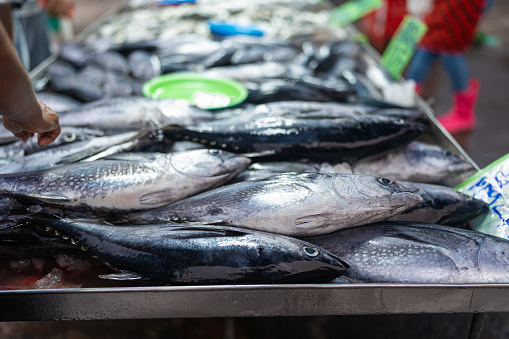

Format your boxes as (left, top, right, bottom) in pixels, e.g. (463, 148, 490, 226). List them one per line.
(165, 113, 424, 161)
(21, 214, 348, 285)
(130, 173, 423, 236)
(306, 221, 509, 283)
(230, 161, 335, 183)
(35, 92, 82, 113)
(58, 97, 214, 131)
(352, 141, 475, 184)
(0, 149, 250, 212)
(0, 131, 147, 174)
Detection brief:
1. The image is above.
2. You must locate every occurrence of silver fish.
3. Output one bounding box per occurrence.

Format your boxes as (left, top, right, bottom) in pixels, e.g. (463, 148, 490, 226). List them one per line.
(58, 97, 214, 131)
(0, 149, 250, 212)
(306, 221, 509, 284)
(385, 181, 489, 226)
(35, 92, 82, 113)
(0, 131, 147, 174)
(0, 127, 105, 164)
(129, 173, 423, 236)
(351, 141, 475, 184)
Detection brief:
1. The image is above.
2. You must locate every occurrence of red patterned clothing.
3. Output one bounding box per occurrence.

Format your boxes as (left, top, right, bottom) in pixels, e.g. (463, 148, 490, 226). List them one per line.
(420, 0, 486, 53)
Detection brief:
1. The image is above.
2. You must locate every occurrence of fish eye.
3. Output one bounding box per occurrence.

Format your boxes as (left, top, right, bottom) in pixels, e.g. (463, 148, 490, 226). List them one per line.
(303, 246, 319, 258)
(443, 150, 453, 156)
(63, 133, 77, 142)
(378, 177, 393, 185)
(208, 149, 221, 155)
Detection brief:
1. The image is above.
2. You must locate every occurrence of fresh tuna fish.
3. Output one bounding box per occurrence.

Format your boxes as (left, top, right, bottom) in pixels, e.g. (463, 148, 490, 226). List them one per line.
(234, 101, 426, 125)
(164, 113, 424, 162)
(58, 97, 214, 132)
(351, 141, 475, 184)
(385, 181, 489, 226)
(0, 131, 148, 174)
(19, 214, 349, 285)
(129, 173, 423, 236)
(0, 149, 250, 212)
(306, 221, 509, 283)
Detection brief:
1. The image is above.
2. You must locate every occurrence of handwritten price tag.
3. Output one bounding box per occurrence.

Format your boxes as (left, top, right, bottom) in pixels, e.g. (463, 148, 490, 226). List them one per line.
(329, 0, 382, 27)
(380, 15, 427, 79)
(457, 153, 509, 239)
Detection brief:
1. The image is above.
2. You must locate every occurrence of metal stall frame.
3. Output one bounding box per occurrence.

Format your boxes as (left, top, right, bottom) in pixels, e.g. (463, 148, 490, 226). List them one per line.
(1, 283, 508, 321)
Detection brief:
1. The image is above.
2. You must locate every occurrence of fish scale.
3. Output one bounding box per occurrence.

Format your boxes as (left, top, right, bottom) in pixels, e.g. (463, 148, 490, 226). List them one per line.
(164, 114, 425, 162)
(0, 149, 250, 213)
(129, 172, 423, 237)
(306, 221, 509, 283)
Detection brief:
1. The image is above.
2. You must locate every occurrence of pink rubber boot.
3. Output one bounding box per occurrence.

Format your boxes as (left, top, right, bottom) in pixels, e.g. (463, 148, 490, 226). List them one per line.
(438, 79, 480, 134)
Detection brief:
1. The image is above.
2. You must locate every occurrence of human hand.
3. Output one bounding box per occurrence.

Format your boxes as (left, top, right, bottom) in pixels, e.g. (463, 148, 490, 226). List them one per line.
(3, 99, 61, 146)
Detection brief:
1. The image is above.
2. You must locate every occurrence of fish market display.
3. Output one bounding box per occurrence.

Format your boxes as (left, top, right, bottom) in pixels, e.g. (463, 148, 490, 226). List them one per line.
(2, 0, 487, 292)
(0, 149, 250, 213)
(18, 214, 348, 285)
(164, 113, 425, 161)
(306, 221, 509, 284)
(127, 173, 423, 236)
(385, 181, 489, 226)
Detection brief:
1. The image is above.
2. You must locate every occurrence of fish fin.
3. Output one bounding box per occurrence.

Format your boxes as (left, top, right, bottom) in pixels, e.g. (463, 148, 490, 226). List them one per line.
(24, 192, 76, 203)
(163, 225, 249, 238)
(239, 150, 277, 158)
(195, 219, 232, 226)
(57, 146, 107, 164)
(139, 189, 176, 205)
(82, 140, 142, 162)
(99, 271, 144, 281)
(294, 213, 335, 229)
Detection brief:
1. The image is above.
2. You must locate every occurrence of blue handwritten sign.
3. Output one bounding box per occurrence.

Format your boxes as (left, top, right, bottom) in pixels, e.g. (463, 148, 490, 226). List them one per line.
(458, 153, 509, 239)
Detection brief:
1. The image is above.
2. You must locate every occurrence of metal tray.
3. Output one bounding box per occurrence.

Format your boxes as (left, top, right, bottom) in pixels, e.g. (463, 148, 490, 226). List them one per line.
(8, 0, 499, 323)
(2, 283, 509, 321)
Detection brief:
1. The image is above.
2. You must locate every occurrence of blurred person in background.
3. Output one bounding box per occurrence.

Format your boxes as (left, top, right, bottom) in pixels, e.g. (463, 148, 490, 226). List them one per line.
(9, 0, 74, 71)
(0, 2, 61, 145)
(405, 0, 492, 134)
(39, 0, 75, 44)
(360, 0, 407, 54)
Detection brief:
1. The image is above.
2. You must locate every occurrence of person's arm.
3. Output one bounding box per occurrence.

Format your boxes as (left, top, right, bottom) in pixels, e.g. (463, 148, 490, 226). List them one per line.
(0, 20, 60, 146)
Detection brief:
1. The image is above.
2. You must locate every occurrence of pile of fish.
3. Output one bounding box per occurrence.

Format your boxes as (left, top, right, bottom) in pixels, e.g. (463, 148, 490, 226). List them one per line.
(2, 0, 502, 289)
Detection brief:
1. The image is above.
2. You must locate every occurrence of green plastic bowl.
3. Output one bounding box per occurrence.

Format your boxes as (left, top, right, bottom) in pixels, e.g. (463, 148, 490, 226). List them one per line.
(142, 73, 248, 110)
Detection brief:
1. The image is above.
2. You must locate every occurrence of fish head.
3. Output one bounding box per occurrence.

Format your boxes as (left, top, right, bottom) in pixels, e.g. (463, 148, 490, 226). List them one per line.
(57, 127, 105, 144)
(250, 233, 349, 283)
(406, 142, 474, 181)
(169, 149, 251, 179)
(333, 175, 423, 222)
